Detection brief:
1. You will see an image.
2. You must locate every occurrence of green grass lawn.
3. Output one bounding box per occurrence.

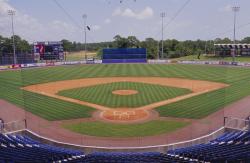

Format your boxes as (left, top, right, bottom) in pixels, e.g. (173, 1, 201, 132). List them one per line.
(1, 64, 250, 121)
(58, 82, 191, 108)
(65, 51, 97, 61)
(173, 55, 250, 62)
(62, 120, 188, 137)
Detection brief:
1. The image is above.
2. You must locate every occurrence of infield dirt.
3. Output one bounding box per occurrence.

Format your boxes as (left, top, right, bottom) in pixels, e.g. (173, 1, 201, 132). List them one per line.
(22, 77, 228, 122)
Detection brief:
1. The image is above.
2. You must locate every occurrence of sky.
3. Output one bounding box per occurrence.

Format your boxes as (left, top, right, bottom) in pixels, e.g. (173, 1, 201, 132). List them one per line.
(0, 0, 249, 43)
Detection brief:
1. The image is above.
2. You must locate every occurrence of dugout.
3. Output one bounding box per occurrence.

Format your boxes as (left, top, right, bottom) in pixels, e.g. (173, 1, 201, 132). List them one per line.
(102, 48, 147, 63)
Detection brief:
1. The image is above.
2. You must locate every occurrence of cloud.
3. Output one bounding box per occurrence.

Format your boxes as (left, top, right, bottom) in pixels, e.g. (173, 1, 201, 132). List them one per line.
(122, 8, 135, 18)
(136, 7, 154, 20)
(104, 18, 111, 24)
(112, 7, 122, 16)
(51, 20, 76, 32)
(92, 25, 101, 31)
(0, 0, 44, 41)
(112, 6, 154, 20)
(0, 0, 15, 16)
(218, 4, 232, 12)
(0, 0, 80, 42)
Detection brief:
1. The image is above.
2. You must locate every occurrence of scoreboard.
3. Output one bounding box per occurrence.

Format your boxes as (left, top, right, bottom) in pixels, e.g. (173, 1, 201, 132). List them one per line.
(34, 41, 64, 60)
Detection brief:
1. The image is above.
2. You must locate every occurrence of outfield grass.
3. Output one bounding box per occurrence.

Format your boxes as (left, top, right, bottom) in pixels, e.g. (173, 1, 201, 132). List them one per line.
(173, 55, 250, 62)
(62, 120, 188, 137)
(58, 82, 191, 108)
(65, 51, 96, 61)
(1, 64, 250, 121)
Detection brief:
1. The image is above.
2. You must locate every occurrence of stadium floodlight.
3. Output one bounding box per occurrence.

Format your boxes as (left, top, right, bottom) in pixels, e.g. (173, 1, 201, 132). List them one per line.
(160, 12, 166, 59)
(82, 14, 87, 59)
(232, 6, 240, 62)
(8, 10, 16, 65)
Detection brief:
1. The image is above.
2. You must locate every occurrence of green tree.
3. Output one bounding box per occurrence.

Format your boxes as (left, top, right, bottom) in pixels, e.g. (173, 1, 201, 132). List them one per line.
(141, 38, 158, 59)
(113, 35, 129, 48)
(61, 39, 73, 51)
(241, 37, 250, 44)
(127, 36, 140, 48)
(15, 36, 31, 53)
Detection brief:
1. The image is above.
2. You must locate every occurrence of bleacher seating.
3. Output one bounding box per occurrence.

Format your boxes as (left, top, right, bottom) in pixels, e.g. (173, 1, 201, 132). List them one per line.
(82, 152, 173, 163)
(167, 131, 250, 163)
(0, 134, 84, 163)
(1, 131, 250, 162)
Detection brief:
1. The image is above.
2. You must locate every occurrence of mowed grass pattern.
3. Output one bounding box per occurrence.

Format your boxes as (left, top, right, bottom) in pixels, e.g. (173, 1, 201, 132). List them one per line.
(1, 64, 250, 120)
(174, 55, 250, 62)
(62, 120, 188, 137)
(58, 82, 191, 108)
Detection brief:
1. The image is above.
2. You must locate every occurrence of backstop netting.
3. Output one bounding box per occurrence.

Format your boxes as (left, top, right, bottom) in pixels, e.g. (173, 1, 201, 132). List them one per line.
(102, 48, 147, 63)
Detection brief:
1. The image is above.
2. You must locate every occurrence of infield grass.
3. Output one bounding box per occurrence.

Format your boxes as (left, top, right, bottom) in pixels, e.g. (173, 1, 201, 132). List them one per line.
(58, 82, 191, 108)
(62, 120, 188, 137)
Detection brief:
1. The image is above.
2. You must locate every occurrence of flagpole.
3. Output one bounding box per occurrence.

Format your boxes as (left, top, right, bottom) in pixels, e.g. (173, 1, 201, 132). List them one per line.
(83, 14, 87, 59)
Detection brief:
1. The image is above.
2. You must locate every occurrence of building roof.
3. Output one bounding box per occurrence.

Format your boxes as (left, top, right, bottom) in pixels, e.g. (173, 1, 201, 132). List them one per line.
(214, 44, 250, 49)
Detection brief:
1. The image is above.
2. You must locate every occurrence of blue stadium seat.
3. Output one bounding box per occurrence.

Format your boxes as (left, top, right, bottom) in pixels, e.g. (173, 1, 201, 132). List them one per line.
(167, 130, 250, 162)
(0, 133, 84, 163)
(1, 131, 250, 162)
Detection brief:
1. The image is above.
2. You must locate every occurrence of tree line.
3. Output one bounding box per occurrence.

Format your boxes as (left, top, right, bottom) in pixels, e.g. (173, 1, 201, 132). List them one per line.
(0, 35, 31, 56)
(62, 35, 250, 59)
(1, 34, 250, 59)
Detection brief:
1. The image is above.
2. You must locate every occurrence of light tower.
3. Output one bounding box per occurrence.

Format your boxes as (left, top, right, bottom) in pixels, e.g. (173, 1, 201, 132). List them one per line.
(160, 12, 166, 59)
(232, 6, 240, 62)
(82, 14, 87, 59)
(8, 10, 16, 64)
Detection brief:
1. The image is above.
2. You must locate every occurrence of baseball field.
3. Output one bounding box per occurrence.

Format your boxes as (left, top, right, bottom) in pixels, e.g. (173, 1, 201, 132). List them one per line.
(1, 64, 250, 137)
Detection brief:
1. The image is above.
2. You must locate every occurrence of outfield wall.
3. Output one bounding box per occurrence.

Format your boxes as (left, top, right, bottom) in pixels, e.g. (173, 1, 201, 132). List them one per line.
(1, 59, 250, 71)
(102, 48, 147, 64)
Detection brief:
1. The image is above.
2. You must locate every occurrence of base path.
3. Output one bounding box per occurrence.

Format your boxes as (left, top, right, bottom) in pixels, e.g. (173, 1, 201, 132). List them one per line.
(22, 77, 228, 123)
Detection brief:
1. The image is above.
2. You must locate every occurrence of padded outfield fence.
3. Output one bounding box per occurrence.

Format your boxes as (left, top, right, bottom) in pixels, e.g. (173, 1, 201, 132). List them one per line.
(0, 53, 36, 65)
(102, 48, 147, 63)
(2, 59, 250, 71)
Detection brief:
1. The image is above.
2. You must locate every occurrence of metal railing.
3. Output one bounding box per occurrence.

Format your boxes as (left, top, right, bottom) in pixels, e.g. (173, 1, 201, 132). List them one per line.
(224, 116, 250, 131)
(0, 119, 26, 134)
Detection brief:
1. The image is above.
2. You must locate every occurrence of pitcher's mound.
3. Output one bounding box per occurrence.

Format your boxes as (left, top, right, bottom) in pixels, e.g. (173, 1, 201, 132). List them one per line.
(112, 90, 138, 96)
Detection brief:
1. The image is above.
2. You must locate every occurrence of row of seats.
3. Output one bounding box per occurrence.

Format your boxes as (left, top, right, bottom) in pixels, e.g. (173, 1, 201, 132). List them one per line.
(1, 131, 250, 163)
(0, 134, 84, 163)
(167, 131, 250, 163)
